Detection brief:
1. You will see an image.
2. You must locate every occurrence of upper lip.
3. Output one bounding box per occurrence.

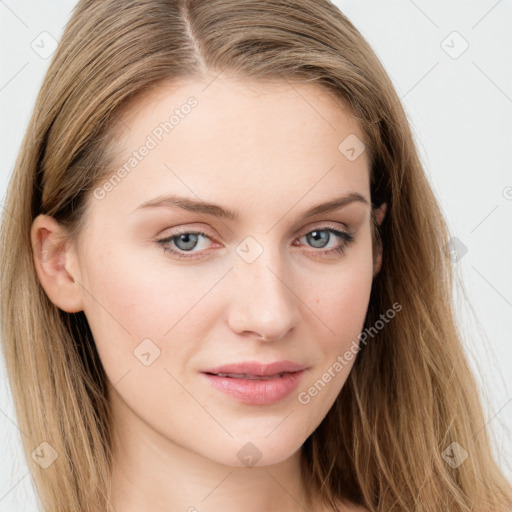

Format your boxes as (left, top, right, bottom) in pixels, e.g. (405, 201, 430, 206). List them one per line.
(201, 360, 308, 377)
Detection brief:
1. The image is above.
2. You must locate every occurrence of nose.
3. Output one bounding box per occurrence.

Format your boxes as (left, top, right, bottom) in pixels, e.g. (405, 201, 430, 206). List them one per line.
(226, 245, 301, 342)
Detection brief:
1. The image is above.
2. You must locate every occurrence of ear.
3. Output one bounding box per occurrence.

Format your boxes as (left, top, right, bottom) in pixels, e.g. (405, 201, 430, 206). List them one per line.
(30, 214, 84, 313)
(372, 202, 387, 277)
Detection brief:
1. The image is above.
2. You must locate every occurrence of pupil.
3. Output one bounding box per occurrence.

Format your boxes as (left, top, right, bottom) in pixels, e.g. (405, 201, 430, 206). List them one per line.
(176, 233, 198, 251)
(308, 230, 328, 248)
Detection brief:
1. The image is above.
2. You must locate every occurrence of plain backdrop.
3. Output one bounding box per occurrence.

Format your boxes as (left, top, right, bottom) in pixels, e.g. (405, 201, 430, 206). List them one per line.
(1, 1, 511, 510)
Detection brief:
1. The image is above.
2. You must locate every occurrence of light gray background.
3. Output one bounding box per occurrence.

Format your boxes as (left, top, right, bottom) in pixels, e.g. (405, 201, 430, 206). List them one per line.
(1, 1, 511, 510)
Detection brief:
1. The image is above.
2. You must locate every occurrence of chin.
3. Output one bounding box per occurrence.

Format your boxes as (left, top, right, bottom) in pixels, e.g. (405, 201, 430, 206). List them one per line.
(201, 430, 306, 469)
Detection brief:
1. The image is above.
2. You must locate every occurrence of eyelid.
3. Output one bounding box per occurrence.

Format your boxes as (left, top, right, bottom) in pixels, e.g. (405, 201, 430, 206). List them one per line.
(159, 220, 353, 244)
(159, 223, 218, 240)
(296, 220, 353, 238)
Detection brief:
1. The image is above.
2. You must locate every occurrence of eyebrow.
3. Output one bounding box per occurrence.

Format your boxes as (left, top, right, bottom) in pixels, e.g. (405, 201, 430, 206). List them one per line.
(132, 192, 369, 221)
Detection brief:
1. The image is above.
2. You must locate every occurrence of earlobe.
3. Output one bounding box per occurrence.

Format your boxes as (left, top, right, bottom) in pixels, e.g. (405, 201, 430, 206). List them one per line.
(375, 202, 387, 227)
(372, 202, 387, 277)
(30, 214, 84, 313)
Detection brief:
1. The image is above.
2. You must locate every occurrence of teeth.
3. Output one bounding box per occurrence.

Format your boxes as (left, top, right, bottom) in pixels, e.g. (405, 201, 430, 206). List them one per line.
(215, 372, 286, 380)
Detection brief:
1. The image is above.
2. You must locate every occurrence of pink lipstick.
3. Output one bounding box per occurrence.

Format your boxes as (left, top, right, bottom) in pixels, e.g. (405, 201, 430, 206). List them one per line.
(201, 360, 307, 405)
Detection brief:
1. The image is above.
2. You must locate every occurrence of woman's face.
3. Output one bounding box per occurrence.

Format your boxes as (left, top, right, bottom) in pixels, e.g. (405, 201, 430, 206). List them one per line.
(37, 75, 385, 468)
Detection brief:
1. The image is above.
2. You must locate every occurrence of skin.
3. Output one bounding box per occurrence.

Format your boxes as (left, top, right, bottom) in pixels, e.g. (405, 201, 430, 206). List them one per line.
(31, 73, 386, 512)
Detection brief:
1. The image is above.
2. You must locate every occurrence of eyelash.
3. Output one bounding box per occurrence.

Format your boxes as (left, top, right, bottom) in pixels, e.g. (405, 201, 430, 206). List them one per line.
(156, 224, 355, 261)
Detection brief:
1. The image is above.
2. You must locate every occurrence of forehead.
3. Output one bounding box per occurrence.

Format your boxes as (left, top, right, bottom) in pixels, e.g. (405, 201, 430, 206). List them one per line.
(115, 75, 365, 147)
(91, 75, 371, 223)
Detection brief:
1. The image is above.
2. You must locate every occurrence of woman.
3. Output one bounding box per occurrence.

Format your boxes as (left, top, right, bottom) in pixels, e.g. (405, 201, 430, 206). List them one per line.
(1, 1, 511, 511)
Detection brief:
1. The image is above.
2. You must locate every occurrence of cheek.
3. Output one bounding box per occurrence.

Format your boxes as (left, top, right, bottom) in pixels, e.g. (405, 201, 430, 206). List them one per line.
(78, 243, 209, 380)
(308, 242, 374, 348)
(294, 242, 374, 413)
(321, 269, 372, 321)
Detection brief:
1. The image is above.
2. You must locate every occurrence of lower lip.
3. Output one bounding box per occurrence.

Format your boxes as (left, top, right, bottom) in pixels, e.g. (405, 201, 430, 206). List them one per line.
(201, 370, 306, 405)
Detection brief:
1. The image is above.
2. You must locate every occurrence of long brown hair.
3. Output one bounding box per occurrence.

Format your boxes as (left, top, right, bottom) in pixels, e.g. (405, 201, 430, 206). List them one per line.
(1, 1, 511, 511)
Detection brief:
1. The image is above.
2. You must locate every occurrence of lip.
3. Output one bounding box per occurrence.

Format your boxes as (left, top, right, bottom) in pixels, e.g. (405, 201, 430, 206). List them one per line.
(202, 360, 308, 377)
(201, 360, 308, 405)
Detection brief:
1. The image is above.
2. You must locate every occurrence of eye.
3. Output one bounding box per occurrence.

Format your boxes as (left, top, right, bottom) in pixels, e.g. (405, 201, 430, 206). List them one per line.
(293, 225, 355, 258)
(157, 229, 216, 260)
(156, 224, 355, 260)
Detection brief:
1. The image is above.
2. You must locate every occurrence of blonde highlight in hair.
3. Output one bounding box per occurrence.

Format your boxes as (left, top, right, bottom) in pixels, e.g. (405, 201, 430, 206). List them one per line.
(1, 1, 511, 511)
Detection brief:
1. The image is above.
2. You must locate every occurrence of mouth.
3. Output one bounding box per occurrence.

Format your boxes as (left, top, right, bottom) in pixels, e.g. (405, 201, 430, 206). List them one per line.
(202, 360, 307, 377)
(200, 361, 307, 405)
(204, 372, 290, 380)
